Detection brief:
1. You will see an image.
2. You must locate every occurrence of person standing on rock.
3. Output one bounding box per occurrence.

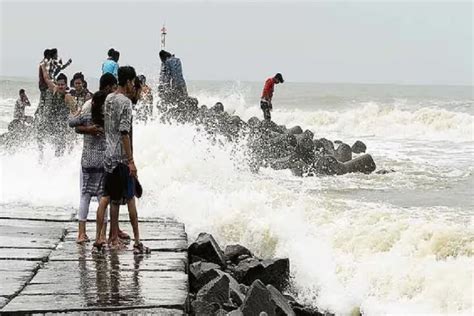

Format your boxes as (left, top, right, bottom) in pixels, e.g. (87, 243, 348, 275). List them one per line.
(260, 73, 284, 121)
(102, 48, 120, 78)
(158, 50, 188, 105)
(93, 66, 149, 255)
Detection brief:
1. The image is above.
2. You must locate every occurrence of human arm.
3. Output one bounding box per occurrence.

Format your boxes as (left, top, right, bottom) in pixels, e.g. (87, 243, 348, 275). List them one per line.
(119, 102, 136, 177)
(69, 113, 104, 135)
(60, 58, 72, 70)
(121, 133, 136, 177)
(40, 63, 56, 92)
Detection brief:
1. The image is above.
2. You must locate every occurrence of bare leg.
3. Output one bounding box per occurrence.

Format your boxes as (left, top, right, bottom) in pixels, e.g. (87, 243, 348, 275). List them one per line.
(108, 203, 120, 246)
(126, 197, 140, 245)
(77, 221, 87, 243)
(95, 196, 109, 244)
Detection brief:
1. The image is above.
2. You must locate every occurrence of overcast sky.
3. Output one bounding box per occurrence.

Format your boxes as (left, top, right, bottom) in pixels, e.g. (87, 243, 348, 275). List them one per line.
(0, 0, 472, 85)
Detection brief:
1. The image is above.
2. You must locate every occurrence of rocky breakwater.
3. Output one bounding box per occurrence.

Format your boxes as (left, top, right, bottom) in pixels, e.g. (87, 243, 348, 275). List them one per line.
(187, 232, 331, 316)
(161, 99, 377, 176)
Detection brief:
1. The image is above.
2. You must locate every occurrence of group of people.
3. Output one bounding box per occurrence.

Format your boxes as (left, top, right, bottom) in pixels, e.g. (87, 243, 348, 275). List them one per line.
(20, 48, 157, 253)
(12, 45, 283, 255)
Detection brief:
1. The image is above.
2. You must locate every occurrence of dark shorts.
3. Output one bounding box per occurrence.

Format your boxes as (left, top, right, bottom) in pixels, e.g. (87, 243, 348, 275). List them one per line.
(103, 163, 136, 205)
(260, 100, 272, 121)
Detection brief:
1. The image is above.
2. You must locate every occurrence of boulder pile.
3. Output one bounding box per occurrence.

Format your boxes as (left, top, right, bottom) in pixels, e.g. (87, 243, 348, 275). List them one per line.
(188, 232, 331, 316)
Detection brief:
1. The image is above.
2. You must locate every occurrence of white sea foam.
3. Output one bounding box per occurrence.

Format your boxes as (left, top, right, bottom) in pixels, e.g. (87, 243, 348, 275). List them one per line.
(1, 119, 472, 315)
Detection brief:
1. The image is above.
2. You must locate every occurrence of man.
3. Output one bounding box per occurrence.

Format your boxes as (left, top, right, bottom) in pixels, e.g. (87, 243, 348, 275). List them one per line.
(158, 50, 187, 104)
(260, 73, 284, 121)
(94, 66, 149, 254)
(14, 89, 31, 121)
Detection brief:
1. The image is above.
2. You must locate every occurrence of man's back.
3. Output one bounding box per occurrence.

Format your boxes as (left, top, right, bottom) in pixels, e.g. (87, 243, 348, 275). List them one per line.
(103, 93, 132, 172)
(166, 56, 186, 88)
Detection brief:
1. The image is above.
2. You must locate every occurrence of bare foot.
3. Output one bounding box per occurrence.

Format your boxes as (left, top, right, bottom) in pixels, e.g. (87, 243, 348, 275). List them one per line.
(118, 230, 130, 240)
(76, 234, 88, 244)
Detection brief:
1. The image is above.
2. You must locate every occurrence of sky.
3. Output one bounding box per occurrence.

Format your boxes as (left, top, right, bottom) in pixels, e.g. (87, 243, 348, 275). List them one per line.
(0, 0, 472, 85)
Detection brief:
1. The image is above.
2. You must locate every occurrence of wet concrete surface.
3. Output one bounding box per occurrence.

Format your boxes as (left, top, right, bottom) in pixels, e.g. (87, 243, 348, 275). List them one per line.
(0, 205, 189, 314)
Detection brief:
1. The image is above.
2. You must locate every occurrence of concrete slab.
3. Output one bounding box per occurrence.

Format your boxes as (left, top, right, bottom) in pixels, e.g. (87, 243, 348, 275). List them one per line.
(0, 248, 52, 261)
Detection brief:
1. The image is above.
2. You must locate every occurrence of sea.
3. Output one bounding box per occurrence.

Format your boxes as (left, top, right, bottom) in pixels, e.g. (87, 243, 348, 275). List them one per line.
(0, 77, 473, 315)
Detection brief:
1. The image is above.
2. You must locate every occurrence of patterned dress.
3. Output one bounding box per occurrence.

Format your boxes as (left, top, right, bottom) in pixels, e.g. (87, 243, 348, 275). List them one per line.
(68, 113, 106, 196)
(36, 90, 69, 155)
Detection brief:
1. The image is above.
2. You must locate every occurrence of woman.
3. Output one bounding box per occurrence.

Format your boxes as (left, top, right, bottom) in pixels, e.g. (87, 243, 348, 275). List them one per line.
(68, 91, 108, 243)
(69, 72, 92, 111)
(38, 64, 75, 156)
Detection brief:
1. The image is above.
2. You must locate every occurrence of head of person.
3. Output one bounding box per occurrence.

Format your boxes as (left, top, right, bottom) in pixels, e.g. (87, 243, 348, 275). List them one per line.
(130, 76, 143, 105)
(111, 50, 120, 63)
(56, 73, 68, 93)
(19, 89, 25, 96)
(51, 48, 58, 59)
(274, 73, 284, 84)
(138, 74, 146, 85)
(118, 66, 138, 98)
(91, 90, 107, 127)
(107, 48, 115, 58)
(99, 72, 118, 94)
(159, 50, 172, 63)
(71, 72, 85, 92)
(43, 49, 52, 60)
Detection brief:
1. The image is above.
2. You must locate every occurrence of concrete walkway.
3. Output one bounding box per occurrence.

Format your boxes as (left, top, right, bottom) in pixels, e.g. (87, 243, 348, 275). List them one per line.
(0, 204, 189, 314)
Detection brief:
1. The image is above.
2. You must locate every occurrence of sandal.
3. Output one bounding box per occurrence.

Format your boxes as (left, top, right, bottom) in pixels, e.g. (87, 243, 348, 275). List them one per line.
(133, 242, 151, 255)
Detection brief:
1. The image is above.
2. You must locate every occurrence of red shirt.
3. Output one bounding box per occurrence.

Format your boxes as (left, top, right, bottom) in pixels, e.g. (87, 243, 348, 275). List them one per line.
(261, 77, 276, 101)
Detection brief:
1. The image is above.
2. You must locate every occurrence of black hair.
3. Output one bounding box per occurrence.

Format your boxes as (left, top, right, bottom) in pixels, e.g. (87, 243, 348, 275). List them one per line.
(56, 73, 68, 84)
(159, 50, 172, 63)
(111, 50, 120, 63)
(19, 89, 25, 95)
(99, 73, 118, 90)
(43, 49, 52, 59)
(138, 74, 146, 85)
(51, 48, 58, 58)
(107, 48, 115, 57)
(274, 73, 284, 83)
(130, 77, 142, 105)
(70, 72, 85, 87)
(91, 90, 107, 127)
(117, 66, 136, 87)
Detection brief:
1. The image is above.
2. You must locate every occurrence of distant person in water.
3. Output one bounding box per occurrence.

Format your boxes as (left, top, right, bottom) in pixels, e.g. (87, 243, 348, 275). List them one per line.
(158, 50, 188, 104)
(94, 66, 149, 254)
(102, 48, 120, 78)
(14, 89, 31, 121)
(260, 73, 284, 121)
